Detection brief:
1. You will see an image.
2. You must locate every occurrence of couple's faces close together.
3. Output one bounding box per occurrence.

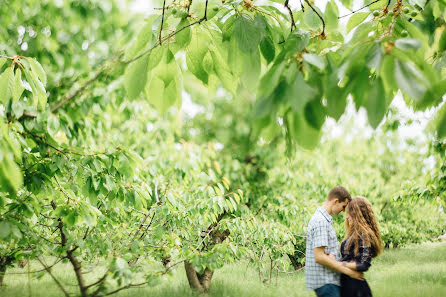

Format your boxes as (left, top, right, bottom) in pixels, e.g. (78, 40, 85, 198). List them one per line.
(333, 199, 349, 216)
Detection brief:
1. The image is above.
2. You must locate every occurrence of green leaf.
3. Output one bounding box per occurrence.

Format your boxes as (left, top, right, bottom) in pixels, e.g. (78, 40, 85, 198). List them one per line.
(0, 151, 23, 194)
(282, 29, 310, 59)
(28, 58, 47, 86)
(202, 52, 214, 74)
(186, 29, 209, 84)
(0, 57, 6, 69)
(304, 99, 326, 130)
(258, 62, 286, 97)
(0, 221, 11, 239)
(364, 78, 387, 128)
(366, 43, 383, 70)
(347, 12, 370, 34)
(351, 68, 371, 109)
(175, 18, 192, 48)
(380, 55, 397, 94)
(325, 1, 339, 31)
(23, 67, 38, 106)
(288, 72, 317, 113)
(124, 54, 149, 100)
(302, 54, 326, 71)
(124, 15, 158, 60)
(209, 45, 236, 93)
(394, 60, 427, 101)
(65, 212, 76, 227)
(436, 103, 446, 139)
(146, 76, 165, 113)
(241, 50, 261, 91)
(260, 36, 275, 64)
(395, 38, 422, 51)
(0, 67, 14, 103)
(303, 6, 323, 30)
(287, 111, 321, 149)
(324, 61, 348, 120)
(234, 15, 262, 53)
(13, 68, 24, 102)
(47, 115, 60, 136)
(439, 28, 446, 52)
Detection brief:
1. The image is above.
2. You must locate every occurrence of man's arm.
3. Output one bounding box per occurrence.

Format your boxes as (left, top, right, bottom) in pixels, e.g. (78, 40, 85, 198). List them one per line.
(314, 247, 363, 280)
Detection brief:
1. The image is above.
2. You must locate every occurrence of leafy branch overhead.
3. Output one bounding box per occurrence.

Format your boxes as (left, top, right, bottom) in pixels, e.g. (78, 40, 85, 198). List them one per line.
(120, 0, 446, 147)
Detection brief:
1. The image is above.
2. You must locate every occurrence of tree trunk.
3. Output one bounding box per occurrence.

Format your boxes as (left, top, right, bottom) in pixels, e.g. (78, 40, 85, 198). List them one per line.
(287, 254, 303, 270)
(67, 250, 87, 297)
(184, 261, 214, 293)
(0, 264, 6, 293)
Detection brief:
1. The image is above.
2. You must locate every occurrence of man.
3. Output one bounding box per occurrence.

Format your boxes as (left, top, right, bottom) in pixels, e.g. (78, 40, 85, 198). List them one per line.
(305, 186, 363, 297)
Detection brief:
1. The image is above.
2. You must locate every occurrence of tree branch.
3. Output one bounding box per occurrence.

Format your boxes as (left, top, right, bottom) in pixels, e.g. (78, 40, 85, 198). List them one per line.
(36, 257, 70, 297)
(304, 0, 326, 37)
(338, 0, 381, 19)
(284, 0, 296, 32)
(159, 0, 166, 44)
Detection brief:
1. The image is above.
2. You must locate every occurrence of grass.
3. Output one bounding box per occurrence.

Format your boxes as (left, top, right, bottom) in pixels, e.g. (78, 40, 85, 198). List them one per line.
(2, 241, 445, 297)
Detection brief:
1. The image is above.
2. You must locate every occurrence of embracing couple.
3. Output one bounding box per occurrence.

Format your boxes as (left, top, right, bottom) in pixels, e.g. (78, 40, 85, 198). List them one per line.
(305, 186, 382, 297)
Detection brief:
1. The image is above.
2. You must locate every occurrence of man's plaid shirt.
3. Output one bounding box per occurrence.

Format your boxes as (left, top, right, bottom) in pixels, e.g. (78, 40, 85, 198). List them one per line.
(305, 206, 340, 290)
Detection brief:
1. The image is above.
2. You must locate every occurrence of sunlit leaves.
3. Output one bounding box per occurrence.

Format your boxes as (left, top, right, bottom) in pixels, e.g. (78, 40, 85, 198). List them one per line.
(436, 103, 446, 138)
(28, 58, 47, 86)
(394, 60, 427, 101)
(260, 36, 275, 64)
(13, 68, 24, 103)
(0, 67, 14, 104)
(347, 12, 370, 34)
(234, 15, 263, 53)
(324, 1, 339, 31)
(364, 78, 387, 129)
(124, 54, 149, 100)
(395, 38, 422, 51)
(186, 29, 209, 84)
(287, 111, 321, 150)
(124, 15, 159, 60)
(145, 48, 182, 114)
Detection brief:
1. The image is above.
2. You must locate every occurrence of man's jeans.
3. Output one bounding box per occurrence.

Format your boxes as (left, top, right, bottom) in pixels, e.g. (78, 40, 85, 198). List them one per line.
(314, 284, 341, 297)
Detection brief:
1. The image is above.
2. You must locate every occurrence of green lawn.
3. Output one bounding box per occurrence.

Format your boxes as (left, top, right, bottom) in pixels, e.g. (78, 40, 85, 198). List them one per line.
(2, 241, 445, 297)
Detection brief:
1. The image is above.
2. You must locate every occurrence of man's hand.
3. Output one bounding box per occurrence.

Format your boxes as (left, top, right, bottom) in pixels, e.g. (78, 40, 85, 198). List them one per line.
(345, 268, 364, 281)
(314, 247, 364, 279)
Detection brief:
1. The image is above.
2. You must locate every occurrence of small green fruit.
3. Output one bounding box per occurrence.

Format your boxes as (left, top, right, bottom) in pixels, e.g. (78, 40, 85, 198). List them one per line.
(401, 30, 408, 37)
(213, 6, 219, 12)
(414, 4, 422, 11)
(373, 10, 380, 17)
(403, 7, 410, 14)
(172, 8, 177, 15)
(180, 11, 188, 19)
(410, 11, 418, 17)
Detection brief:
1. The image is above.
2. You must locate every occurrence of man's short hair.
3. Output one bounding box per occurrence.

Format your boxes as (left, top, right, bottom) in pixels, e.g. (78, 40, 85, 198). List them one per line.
(327, 186, 351, 202)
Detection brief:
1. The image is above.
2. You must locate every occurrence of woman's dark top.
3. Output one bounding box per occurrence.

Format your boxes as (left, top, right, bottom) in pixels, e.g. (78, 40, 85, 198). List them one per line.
(340, 239, 374, 297)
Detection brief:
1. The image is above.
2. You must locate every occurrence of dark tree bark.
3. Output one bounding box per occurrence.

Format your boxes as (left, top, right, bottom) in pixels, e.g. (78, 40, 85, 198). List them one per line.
(184, 261, 214, 293)
(287, 253, 304, 270)
(0, 264, 6, 293)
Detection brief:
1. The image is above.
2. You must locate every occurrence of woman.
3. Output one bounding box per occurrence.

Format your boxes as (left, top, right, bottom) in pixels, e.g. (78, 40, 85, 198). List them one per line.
(340, 196, 383, 297)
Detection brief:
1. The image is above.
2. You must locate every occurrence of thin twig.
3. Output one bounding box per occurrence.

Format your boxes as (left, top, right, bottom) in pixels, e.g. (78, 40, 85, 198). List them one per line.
(284, 0, 297, 32)
(125, 0, 209, 65)
(36, 257, 70, 297)
(159, 0, 166, 44)
(338, 0, 381, 19)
